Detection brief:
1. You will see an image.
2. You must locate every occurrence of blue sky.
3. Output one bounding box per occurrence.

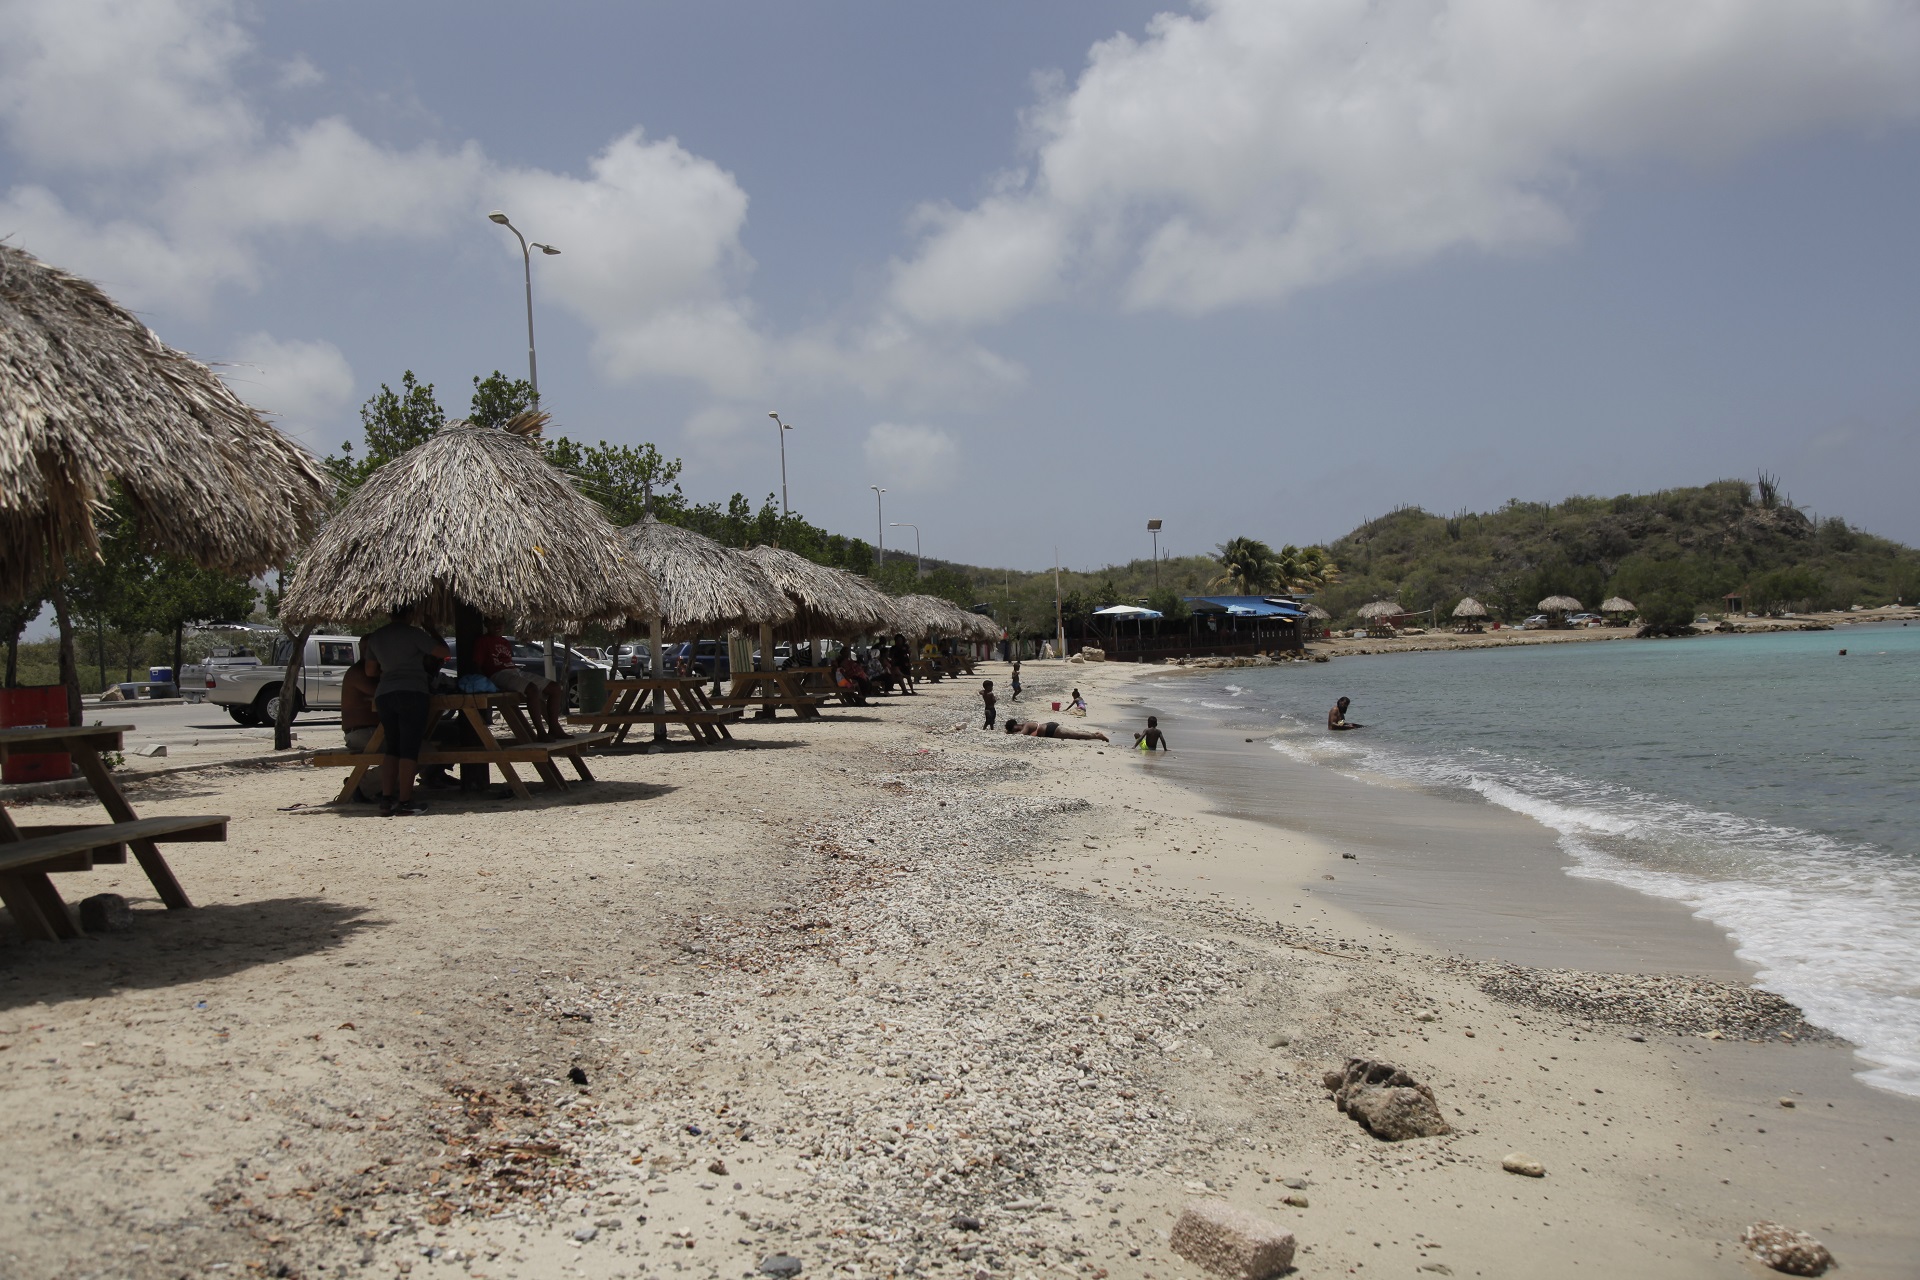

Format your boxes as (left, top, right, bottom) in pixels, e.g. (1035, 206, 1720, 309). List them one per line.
(4, 0, 1919, 576)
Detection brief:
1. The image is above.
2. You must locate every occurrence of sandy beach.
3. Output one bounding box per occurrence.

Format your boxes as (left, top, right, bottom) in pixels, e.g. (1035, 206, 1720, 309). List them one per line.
(3, 660, 1917, 1280)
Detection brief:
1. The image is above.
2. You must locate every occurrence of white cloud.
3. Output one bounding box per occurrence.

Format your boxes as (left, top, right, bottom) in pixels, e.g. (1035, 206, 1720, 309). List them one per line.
(219, 332, 355, 442)
(891, 0, 1920, 323)
(864, 422, 959, 491)
(0, 0, 1005, 405)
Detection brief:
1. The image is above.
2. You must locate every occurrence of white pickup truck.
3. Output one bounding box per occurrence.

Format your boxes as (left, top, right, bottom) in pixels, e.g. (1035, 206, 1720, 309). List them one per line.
(203, 633, 362, 726)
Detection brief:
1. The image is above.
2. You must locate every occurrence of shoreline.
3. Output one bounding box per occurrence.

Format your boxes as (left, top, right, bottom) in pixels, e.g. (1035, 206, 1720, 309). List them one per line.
(2, 663, 1916, 1278)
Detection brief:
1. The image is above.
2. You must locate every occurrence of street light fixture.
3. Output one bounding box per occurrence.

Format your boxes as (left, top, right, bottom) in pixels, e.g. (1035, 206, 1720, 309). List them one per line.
(768, 412, 794, 532)
(889, 522, 921, 577)
(870, 486, 886, 572)
(1147, 519, 1164, 590)
(487, 210, 560, 402)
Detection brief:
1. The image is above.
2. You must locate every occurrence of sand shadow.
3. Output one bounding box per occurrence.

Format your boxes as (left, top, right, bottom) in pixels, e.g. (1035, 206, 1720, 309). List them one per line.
(317, 778, 680, 818)
(0, 895, 380, 1008)
(590, 736, 813, 756)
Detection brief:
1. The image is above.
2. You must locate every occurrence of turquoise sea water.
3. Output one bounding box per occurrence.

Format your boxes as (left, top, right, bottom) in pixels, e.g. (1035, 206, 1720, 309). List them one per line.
(1158, 622, 1920, 1098)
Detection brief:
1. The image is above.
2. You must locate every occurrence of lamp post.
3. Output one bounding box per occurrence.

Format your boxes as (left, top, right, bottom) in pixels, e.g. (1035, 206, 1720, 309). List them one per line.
(767, 413, 795, 530)
(870, 486, 886, 573)
(487, 210, 560, 402)
(889, 522, 921, 577)
(488, 210, 561, 682)
(1147, 519, 1163, 591)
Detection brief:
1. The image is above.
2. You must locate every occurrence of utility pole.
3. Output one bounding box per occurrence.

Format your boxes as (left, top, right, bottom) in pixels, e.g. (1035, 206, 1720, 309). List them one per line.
(1147, 519, 1162, 591)
(1054, 547, 1066, 660)
(767, 412, 794, 543)
(870, 486, 887, 574)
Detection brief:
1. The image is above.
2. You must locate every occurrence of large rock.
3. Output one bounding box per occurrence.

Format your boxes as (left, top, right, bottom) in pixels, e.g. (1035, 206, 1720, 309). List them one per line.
(79, 893, 133, 933)
(1742, 1222, 1834, 1276)
(1322, 1058, 1452, 1141)
(1169, 1199, 1296, 1280)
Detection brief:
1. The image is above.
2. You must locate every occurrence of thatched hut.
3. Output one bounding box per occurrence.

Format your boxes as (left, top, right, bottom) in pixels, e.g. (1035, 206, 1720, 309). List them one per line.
(1301, 603, 1331, 620)
(1452, 597, 1488, 633)
(741, 545, 895, 644)
(0, 244, 330, 600)
(1601, 596, 1636, 615)
(622, 515, 792, 641)
(1537, 595, 1583, 613)
(2, 243, 331, 721)
(281, 414, 657, 632)
(891, 593, 975, 640)
(1357, 600, 1404, 620)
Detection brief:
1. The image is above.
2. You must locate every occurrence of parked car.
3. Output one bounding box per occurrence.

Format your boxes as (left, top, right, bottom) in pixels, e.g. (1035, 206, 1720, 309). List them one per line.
(611, 642, 653, 675)
(661, 640, 731, 680)
(205, 634, 361, 726)
(750, 642, 793, 671)
(1568, 612, 1604, 627)
(1520, 614, 1551, 630)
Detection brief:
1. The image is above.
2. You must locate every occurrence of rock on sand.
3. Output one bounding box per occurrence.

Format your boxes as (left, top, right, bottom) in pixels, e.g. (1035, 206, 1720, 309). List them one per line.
(1322, 1057, 1453, 1141)
(1169, 1199, 1297, 1280)
(1742, 1222, 1834, 1276)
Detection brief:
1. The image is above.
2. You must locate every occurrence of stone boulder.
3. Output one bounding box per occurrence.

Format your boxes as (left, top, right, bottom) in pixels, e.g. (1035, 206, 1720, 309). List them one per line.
(1322, 1057, 1452, 1141)
(1169, 1199, 1296, 1280)
(1742, 1222, 1833, 1276)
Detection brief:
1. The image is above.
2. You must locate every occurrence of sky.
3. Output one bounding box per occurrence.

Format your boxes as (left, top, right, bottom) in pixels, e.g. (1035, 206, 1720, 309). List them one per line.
(4, 0, 1920, 578)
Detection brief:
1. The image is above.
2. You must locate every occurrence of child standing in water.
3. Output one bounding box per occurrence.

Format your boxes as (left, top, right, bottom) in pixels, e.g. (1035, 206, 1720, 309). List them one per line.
(980, 679, 997, 729)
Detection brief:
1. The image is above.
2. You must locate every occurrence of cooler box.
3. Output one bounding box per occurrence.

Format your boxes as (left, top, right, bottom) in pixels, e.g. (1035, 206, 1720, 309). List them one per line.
(148, 666, 174, 684)
(0, 684, 72, 783)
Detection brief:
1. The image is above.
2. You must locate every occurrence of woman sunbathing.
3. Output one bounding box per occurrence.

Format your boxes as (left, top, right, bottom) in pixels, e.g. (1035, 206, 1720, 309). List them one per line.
(1005, 718, 1109, 742)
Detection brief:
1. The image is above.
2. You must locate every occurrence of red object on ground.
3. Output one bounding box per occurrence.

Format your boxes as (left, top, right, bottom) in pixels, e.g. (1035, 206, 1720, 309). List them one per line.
(0, 684, 73, 782)
(1051, 700, 1061, 711)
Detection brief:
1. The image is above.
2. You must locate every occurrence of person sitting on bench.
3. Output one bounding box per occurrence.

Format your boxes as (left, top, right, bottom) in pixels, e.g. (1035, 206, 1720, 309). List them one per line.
(477, 621, 569, 741)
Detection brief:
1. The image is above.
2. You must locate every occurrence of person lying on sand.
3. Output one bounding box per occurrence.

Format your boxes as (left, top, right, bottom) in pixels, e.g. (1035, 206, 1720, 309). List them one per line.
(1328, 696, 1364, 731)
(1133, 716, 1170, 752)
(1005, 718, 1109, 742)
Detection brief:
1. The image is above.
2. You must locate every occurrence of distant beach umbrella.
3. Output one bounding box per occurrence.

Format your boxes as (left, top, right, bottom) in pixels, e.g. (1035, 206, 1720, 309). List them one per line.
(1301, 603, 1331, 620)
(892, 593, 981, 640)
(0, 242, 330, 601)
(1452, 597, 1489, 618)
(280, 412, 657, 631)
(622, 514, 792, 639)
(742, 544, 896, 639)
(1537, 595, 1583, 612)
(1357, 600, 1404, 620)
(1601, 596, 1637, 614)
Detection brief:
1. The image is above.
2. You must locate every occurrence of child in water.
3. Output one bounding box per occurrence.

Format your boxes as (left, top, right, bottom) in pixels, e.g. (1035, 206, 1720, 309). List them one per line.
(1134, 716, 1170, 752)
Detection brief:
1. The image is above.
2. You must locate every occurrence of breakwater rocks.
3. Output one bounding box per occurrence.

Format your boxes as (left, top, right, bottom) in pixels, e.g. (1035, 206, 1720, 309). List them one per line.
(1441, 960, 1834, 1042)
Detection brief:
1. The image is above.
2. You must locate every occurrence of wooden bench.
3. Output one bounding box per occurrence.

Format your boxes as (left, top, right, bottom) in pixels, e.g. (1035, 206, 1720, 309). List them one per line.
(566, 708, 741, 745)
(0, 815, 228, 875)
(312, 695, 617, 801)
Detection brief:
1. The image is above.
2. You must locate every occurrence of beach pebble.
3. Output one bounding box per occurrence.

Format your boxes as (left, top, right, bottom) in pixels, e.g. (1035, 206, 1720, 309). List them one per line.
(1501, 1153, 1546, 1178)
(1778, 1097, 1796, 1108)
(948, 1213, 983, 1232)
(1281, 1195, 1308, 1208)
(1742, 1222, 1834, 1276)
(571, 1226, 597, 1242)
(1169, 1198, 1297, 1280)
(1280, 1177, 1308, 1190)
(1262, 1031, 1293, 1049)
(759, 1254, 804, 1278)
(707, 1158, 729, 1175)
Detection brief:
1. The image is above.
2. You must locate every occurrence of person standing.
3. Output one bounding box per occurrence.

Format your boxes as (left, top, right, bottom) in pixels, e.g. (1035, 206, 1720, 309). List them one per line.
(364, 603, 450, 817)
(1009, 660, 1023, 702)
(980, 679, 997, 729)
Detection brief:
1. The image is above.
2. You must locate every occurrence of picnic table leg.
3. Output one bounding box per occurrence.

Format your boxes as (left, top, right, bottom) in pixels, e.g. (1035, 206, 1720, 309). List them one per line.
(0, 807, 76, 940)
(467, 705, 548, 797)
(70, 746, 192, 910)
(564, 752, 596, 782)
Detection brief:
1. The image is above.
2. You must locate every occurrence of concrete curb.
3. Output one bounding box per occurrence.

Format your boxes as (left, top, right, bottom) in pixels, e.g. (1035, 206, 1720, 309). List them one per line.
(0, 748, 315, 802)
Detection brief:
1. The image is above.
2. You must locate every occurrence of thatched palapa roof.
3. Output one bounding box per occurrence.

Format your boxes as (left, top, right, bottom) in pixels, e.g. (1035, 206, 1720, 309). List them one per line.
(1601, 596, 1636, 614)
(891, 593, 987, 640)
(1357, 600, 1404, 620)
(280, 413, 657, 631)
(623, 515, 792, 639)
(741, 544, 895, 639)
(1301, 603, 1331, 620)
(1538, 595, 1583, 612)
(1452, 597, 1488, 618)
(0, 243, 330, 600)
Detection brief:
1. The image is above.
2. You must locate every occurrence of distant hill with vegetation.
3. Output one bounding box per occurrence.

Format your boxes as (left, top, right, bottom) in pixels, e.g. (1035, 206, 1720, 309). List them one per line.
(1313, 478, 1920, 627)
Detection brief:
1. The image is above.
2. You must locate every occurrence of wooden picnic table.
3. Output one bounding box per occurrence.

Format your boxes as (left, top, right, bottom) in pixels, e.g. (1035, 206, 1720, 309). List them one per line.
(0, 724, 226, 941)
(312, 692, 614, 802)
(569, 677, 744, 745)
(717, 669, 828, 719)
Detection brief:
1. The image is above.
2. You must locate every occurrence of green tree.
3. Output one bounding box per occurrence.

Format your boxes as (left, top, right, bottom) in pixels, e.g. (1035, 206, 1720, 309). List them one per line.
(326, 371, 447, 493)
(2, 592, 45, 688)
(1211, 536, 1278, 593)
(546, 437, 684, 527)
(63, 499, 157, 685)
(145, 558, 259, 681)
(468, 371, 536, 429)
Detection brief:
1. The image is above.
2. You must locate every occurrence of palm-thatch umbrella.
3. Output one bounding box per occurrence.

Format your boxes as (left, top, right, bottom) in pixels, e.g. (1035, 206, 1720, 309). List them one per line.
(891, 593, 975, 640)
(281, 414, 657, 632)
(622, 515, 792, 641)
(1357, 600, 1403, 620)
(741, 545, 895, 664)
(1452, 597, 1488, 618)
(2, 243, 331, 717)
(1538, 595, 1582, 612)
(1600, 596, 1636, 614)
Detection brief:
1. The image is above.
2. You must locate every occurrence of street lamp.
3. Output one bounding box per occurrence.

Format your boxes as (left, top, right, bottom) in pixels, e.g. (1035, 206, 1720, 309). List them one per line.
(870, 486, 886, 572)
(487, 210, 560, 402)
(1147, 519, 1163, 591)
(889, 522, 921, 577)
(768, 412, 794, 535)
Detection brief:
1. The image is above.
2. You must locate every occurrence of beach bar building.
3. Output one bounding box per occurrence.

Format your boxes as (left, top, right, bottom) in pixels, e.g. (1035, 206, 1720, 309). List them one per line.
(1077, 595, 1305, 661)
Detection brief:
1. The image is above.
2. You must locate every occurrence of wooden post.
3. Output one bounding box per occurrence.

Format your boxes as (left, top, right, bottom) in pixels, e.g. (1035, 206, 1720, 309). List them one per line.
(455, 602, 486, 789)
(48, 582, 81, 729)
(648, 615, 666, 742)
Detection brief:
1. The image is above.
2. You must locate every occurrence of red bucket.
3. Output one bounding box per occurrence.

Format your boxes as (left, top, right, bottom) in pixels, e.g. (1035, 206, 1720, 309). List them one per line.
(1051, 700, 1061, 711)
(1, 685, 72, 783)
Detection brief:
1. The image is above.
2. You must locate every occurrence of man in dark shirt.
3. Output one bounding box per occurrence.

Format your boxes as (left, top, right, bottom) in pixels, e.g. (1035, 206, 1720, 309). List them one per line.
(363, 604, 450, 816)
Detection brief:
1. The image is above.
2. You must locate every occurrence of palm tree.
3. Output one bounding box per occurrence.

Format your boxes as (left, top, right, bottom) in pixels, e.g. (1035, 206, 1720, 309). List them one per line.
(1275, 544, 1339, 593)
(1211, 536, 1279, 594)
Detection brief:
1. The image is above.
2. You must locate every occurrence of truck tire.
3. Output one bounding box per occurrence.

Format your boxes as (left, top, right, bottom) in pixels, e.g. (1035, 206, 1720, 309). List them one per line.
(254, 686, 301, 727)
(227, 704, 262, 727)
